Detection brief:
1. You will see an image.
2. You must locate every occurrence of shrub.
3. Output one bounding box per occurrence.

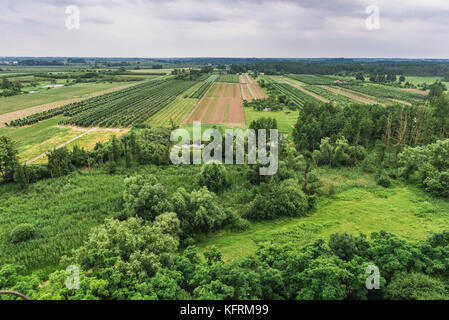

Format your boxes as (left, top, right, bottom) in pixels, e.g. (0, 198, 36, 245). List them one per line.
(10, 224, 36, 243)
(242, 180, 309, 220)
(424, 171, 449, 197)
(328, 233, 356, 261)
(197, 162, 230, 193)
(376, 171, 392, 188)
(385, 273, 449, 300)
(25, 164, 50, 183)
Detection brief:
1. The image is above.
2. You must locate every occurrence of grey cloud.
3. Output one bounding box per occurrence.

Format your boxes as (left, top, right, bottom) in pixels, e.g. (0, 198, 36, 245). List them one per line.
(1, 0, 449, 58)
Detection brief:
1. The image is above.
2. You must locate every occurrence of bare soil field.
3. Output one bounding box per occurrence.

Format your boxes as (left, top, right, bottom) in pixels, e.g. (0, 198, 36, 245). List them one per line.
(401, 88, 428, 95)
(183, 83, 245, 126)
(250, 83, 268, 99)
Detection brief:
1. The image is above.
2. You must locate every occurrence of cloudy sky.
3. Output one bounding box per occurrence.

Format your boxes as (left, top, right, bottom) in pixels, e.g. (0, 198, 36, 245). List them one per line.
(1, 0, 449, 58)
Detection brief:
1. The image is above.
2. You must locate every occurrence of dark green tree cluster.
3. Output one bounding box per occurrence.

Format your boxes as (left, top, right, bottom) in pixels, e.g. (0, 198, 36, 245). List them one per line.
(2, 127, 172, 187)
(3, 229, 449, 300)
(1, 77, 22, 97)
(197, 162, 230, 193)
(293, 102, 448, 166)
(399, 139, 449, 197)
(123, 174, 247, 244)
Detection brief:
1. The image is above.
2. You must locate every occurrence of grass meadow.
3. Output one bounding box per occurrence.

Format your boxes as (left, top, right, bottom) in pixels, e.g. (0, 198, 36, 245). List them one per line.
(197, 167, 449, 262)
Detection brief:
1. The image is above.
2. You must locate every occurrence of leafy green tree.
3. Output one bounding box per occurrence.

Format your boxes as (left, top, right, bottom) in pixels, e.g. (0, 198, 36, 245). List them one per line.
(47, 147, 73, 178)
(0, 136, 18, 183)
(38, 269, 109, 300)
(13, 163, 27, 189)
(10, 224, 36, 243)
(313, 137, 350, 168)
(66, 215, 180, 282)
(243, 180, 309, 220)
(193, 280, 234, 300)
(428, 81, 445, 100)
(385, 273, 449, 300)
(328, 233, 356, 261)
(355, 72, 365, 81)
(197, 162, 229, 193)
(203, 246, 223, 266)
(171, 187, 233, 235)
(123, 175, 172, 220)
(295, 255, 351, 300)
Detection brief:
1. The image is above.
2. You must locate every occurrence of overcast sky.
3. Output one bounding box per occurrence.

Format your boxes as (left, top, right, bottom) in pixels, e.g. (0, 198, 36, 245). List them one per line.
(1, 0, 449, 58)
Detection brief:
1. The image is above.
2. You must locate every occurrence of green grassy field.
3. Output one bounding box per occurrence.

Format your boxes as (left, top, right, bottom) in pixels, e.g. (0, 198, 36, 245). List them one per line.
(402, 76, 446, 86)
(0, 165, 200, 275)
(0, 82, 139, 115)
(0, 116, 82, 163)
(197, 168, 449, 262)
(244, 108, 297, 134)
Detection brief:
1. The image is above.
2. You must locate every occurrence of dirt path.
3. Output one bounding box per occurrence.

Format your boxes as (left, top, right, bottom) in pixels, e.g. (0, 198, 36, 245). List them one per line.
(401, 88, 428, 95)
(292, 84, 330, 103)
(0, 82, 141, 127)
(390, 98, 412, 106)
(322, 85, 385, 105)
(25, 127, 128, 165)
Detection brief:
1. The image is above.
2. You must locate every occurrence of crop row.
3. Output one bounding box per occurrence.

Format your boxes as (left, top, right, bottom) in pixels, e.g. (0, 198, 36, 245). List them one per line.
(190, 74, 219, 99)
(61, 80, 197, 127)
(286, 74, 337, 85)
(272, 83, 320, 108)
(8, 79, 172, 126)
(303, 85, 357, 107)
(341, 84, 426, 104)
(217, 74, 240, 83)
(9, 79, 197, 127)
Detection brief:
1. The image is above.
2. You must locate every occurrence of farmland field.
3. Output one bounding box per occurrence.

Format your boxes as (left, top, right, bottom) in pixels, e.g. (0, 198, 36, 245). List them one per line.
(0, 81, 142, 117)
(304, 85, 359, 107)
(342, 83, 427, 104)
(0, 116, 126, 163)
(189, 74, 219, 99)
(240, 76, 268, 102)
(10, 79, 198, 127)
(286, 74, 337, 85)
(217, 74, 240, 83)
(183, 82, 245, 127)
(244, 108, 297, 133)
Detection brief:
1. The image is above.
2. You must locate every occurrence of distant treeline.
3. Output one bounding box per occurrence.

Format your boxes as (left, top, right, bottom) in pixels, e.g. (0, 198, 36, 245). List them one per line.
(252, 61, 449, 77)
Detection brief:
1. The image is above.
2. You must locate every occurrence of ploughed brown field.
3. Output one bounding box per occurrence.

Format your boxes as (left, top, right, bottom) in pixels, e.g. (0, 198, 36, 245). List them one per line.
(183, 82, 246, 127)
(239, 74, 268, 102)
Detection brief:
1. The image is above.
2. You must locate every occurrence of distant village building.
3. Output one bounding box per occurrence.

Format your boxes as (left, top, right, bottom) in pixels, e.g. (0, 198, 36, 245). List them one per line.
(333, 80, 349, 85)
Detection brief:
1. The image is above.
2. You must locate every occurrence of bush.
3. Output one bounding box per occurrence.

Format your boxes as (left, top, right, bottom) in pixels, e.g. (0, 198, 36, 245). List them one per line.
(376, 171, 392, 188)
(10, 224, 36, 243)
(197, 162, 230, 193)
(242, 180, 309, 220)
(328, 233, 356, 261)
(424, 171, 449, 197)
(385, 273, 449, 300)
(25, 164, 50, 183)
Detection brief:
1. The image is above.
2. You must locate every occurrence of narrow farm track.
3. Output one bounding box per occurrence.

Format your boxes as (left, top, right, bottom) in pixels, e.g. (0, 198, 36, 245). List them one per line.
(25, 127, 126, 164)
(289, 83, 330, 103)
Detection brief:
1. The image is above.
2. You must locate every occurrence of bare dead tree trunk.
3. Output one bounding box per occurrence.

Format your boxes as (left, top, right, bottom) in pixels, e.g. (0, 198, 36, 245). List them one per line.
(386, 113, 392, 166)
(0, 290, 31, 300)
